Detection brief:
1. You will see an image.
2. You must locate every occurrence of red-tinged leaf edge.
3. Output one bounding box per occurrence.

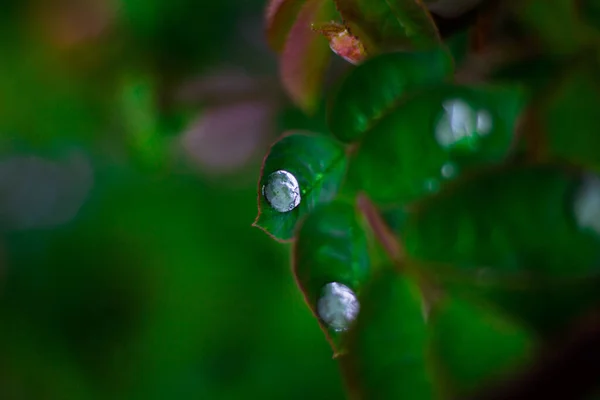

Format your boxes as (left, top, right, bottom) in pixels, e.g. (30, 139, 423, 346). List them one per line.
(266, 0, 306, 53)
(251, 131, 299, 244)
(280, 0, 336, 113)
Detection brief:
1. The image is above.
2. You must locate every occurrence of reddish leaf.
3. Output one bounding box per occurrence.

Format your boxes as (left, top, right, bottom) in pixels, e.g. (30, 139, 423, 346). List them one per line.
(265, 0, 306, 53)
(313, 22, 368, 64)
(280, 0, 336, 113)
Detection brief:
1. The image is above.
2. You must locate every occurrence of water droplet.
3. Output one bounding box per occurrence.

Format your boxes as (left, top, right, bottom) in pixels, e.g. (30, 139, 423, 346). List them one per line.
(441, 162, 457, 179)
(423, 178, 440, 193)
(574, 174, 600, 235)
(262, 170, 301, 212)
(317, 282, 360, 332)
(435, 98, 493, 149)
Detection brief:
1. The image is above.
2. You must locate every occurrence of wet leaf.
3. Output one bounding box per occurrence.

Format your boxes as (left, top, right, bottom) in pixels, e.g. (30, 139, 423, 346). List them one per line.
(266, 0, 306, 52)
(542, 62, 600, 172)
(293, 201, 370, 354)
(345, 270, 435, 399)
(403, 165, 600, 333)
(280, 0, 337, 113)
(328, 49, 454, 143)
(333, 0, 441, 52)
(253, 132, 347, 241)
(347, 83, 525, 205)
(429, 295, 535, 398)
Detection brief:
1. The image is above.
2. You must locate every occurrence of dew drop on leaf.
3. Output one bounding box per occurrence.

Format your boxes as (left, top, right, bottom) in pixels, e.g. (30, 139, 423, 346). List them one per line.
(435, 98, 493, 150)
(441, 162, 457, 179)
(574, 174, 600, 235)
(317, 282, 360, 332)
(262, 170, 301, 212)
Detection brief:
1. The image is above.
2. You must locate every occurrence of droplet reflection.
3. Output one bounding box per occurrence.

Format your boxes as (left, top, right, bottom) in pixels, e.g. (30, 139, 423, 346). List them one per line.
(262, 170, 301, 213)
(435, 99, 493, 149)
(317, 282, 360, 332)
(574, 174, 600, 235)
(441, 162, 457, 179)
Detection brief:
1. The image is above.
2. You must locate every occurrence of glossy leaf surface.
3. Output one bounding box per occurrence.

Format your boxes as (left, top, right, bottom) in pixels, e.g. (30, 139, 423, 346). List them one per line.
(346, 270, 434, 399)
(404, 166, 600, 277)
(429, 295, 534, 397)
(328, 50, 454, 143)
(348, 84, 524, 205)
(254, 132, 347, 241)
(266, 0, 306, 52)
(403, 166, 600, 332)
(280, 0, 336, 113)
(293, 201, 370, 353)
(334, 0, 440, 52)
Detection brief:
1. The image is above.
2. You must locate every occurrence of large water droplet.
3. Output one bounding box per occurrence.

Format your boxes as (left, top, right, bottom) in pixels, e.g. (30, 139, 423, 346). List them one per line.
(317, 282, 360, 332)
(435, 99, 493, 149)
(262, 170, 301, 212)
(574, 174, 600, 235)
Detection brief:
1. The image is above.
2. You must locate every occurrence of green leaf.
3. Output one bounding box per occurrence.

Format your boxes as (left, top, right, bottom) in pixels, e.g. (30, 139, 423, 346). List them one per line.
(266, 0, 306, 52)
(293, 201, 370, 354)
(403, 165, 600, 333)
(429, 295, 535, 398)
(345, 270, 435, 399)
(543, 61, 600, 172)
(347, 83, 525, 205)
(280, 0, 337, 113)
(327, 49, 454, 143)
(334, 0, 441, 52)
(253, 132, 347, 241)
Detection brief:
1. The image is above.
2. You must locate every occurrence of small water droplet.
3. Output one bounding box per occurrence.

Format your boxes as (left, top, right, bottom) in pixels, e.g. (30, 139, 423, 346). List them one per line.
(441, 162, 457, 179)
(574, 174, 600, 235)
(424, 178, 440, 193)
(262, 170, 301, 213)
(317, 282, 359, 332)
(435, 98, 493, 149)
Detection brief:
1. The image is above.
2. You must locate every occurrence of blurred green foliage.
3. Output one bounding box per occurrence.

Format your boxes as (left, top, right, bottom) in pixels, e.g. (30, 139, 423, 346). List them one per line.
(0, 1, 346, 399)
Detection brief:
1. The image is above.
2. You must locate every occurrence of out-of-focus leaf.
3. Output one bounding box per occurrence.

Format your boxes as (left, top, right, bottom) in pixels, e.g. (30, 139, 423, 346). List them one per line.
(542, 62, 600, 172)
(253, 132, 347, 241)
(445, 29, 470, 68)
(266, 0, 306, 52)
(280, 0, 337, 113)
(180, 100, 275, 174)
(313, 22, 368, 65)
(513, 0, 594, 54)
(581, 0, 600, 32)
(333, 0, 441, 52)
(403, 165, 600, 333)
(345, 270, 434, 399)
(327, 49, 453, 143)
(293, 201, 370, 354)
(118, 72, 167, 171)
(0, 151, 93, 232)
(347, 83, 524, 205)
(429, 294, 535, 398)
